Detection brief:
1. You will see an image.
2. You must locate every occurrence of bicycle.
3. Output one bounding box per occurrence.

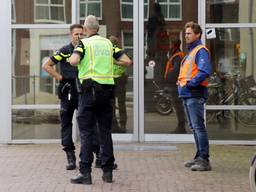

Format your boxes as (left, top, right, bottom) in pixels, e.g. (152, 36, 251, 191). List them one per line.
(206, 72, 256, 126)
(152, 81, 174, 115)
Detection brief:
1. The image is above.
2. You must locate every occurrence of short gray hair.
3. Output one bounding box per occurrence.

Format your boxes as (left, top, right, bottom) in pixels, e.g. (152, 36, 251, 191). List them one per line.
(84, 15, 99, 31)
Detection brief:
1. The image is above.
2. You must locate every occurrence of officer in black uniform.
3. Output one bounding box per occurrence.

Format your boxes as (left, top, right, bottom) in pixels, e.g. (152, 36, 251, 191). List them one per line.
(42, 24, 101, 170)
(69, 15, 132, 184)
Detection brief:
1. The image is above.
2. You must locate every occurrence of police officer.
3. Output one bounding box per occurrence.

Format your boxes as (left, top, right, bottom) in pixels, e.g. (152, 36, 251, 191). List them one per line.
(42, 24, 101, 170)
(69, 15, 132, 184)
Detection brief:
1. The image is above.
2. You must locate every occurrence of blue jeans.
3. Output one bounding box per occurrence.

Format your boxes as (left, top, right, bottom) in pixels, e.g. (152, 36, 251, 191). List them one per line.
(182, 97, 209, 161)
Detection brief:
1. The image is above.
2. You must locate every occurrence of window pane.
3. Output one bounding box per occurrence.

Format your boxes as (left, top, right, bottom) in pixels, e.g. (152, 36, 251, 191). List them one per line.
(158, 0, 167, 3)
(36, 0, 48, 3)
(12, 28, 70, 105)
(144, 4, 148, 19)
(206, 109, 256, 140)
(206, 0, 256, 23)
(88, 3, 100, 17)
(160, 4, 167, 18)
(122, 4, 133, 19)
(36, 6, 49, 20)
(122, 0, 133, 2)
(206, 28, 256, 106)
(13, 0, 71, 24)
(169, 4, 180, 19)
(80, 3, 86, 18)
(51, 7, 64, 22)
(51, 0, 63, 4)
(170, 0, 180, 2)
(12, 109, 60, 139)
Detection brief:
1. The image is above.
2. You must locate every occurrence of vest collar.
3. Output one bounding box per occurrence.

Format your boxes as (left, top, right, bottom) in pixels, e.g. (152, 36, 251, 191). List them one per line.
(187, 39, 202, 51)
(88, 33, 99, 38)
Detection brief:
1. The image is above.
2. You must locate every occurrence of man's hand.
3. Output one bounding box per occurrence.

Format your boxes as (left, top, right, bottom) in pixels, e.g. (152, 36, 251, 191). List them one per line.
(42, 58, 63, 81)
(69, 53, 81, 66)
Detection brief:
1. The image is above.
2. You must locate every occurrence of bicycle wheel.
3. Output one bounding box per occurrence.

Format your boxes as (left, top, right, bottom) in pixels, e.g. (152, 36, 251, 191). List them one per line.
(206, 87, 219, 123)
(237, 95, 256, 126)
(250, 154, 256, 192)
(154, 96, 173, 115)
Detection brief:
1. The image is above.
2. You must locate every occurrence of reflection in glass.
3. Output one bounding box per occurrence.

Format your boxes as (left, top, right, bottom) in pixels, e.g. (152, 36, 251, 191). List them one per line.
(207, 110, 256, 140)
(12, 109, 60, 139)
(80, 0, 101, 20)
(206, 0, 256, 23)
(206, 28, 256, 104)
(121, 0, 133, 20)
(12, 0, 71, 24)
(12, 29, 70, 105)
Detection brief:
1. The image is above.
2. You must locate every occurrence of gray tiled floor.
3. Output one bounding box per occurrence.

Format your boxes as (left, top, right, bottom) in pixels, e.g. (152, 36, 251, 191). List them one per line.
(0, 143, 254, 192)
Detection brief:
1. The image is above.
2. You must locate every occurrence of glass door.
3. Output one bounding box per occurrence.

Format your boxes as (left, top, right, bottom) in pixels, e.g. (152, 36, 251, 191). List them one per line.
(79, 0, 135, 138)
(143, 0, 198, 140)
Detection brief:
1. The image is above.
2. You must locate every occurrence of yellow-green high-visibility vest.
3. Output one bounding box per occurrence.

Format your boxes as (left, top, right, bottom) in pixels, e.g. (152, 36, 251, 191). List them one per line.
(78, 35, 114, 85)
(113, 45, 127, 78)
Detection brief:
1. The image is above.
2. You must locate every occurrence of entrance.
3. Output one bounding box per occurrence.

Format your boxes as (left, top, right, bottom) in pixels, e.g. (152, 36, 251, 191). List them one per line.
(142, 0, 197, 141)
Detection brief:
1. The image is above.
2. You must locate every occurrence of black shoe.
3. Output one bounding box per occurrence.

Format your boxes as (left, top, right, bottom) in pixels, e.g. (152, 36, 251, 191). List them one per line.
(66, 151, 76, 170)
(102, 172, 113, 183)
(70, 173, 92, 185)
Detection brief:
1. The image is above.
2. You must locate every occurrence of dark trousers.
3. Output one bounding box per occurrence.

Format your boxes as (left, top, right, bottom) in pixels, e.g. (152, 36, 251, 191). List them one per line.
(165, 85, 186, 128)
(77, 84, 115, 173)
(60, 96, 78, 152)
(112, 74, 128, 131)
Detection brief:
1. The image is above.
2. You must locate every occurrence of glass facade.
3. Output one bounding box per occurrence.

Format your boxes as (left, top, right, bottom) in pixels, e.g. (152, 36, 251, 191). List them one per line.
(205, 0, 256, 140)
(12, 0, 72, 24)
(5, 0, 256, 142)
(206, 0, 256, 23)
(11, 0, 134, 140)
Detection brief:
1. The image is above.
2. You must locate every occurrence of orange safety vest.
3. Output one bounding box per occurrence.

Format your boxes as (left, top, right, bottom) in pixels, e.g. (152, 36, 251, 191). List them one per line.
(164, 51, 185, 79)
(178, 45, 209, 87)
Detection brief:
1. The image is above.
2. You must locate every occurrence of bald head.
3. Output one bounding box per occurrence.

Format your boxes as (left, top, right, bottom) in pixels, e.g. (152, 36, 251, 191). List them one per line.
(84, 15, 99, 32)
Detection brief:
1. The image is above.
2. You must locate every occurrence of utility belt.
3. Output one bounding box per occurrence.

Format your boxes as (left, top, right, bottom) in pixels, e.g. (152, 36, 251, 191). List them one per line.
(58, 78, 78, 100)
(80, 79, 115, 99)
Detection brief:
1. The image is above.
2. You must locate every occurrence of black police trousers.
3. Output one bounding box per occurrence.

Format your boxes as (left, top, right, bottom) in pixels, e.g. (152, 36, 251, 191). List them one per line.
(60, 94, 78, 152)
(77, 81, 115, 174)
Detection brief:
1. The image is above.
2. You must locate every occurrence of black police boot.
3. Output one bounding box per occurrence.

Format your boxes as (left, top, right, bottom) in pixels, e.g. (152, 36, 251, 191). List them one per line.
(70, 173, 92, 185)
(66, 151, 76, 170)
(102, 171, 113, 183)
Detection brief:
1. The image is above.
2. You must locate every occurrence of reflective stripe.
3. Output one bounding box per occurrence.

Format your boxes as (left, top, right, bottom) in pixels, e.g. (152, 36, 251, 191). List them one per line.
(53, 55, 62, 61)
(75, 47, 83, 53)
(60, 52, 70, 57)
(164, 51, 184, 79)
(178, 45, 209, 87)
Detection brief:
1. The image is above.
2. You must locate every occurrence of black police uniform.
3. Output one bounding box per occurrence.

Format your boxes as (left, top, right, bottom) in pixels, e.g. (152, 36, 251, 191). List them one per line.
(72, 35, 124, 176)
(50, 43, 101, 169)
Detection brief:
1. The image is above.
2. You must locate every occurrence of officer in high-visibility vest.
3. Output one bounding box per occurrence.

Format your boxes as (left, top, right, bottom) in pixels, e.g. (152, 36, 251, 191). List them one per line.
(109, 35, 128, 133)
(164, 38, 186, 133)
(178, 21, 212, 171)
(69, 15, 132, 184)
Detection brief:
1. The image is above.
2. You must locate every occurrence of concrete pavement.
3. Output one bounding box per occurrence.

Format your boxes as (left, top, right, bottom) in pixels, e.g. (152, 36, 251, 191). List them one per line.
(0, 143, 254, 192)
